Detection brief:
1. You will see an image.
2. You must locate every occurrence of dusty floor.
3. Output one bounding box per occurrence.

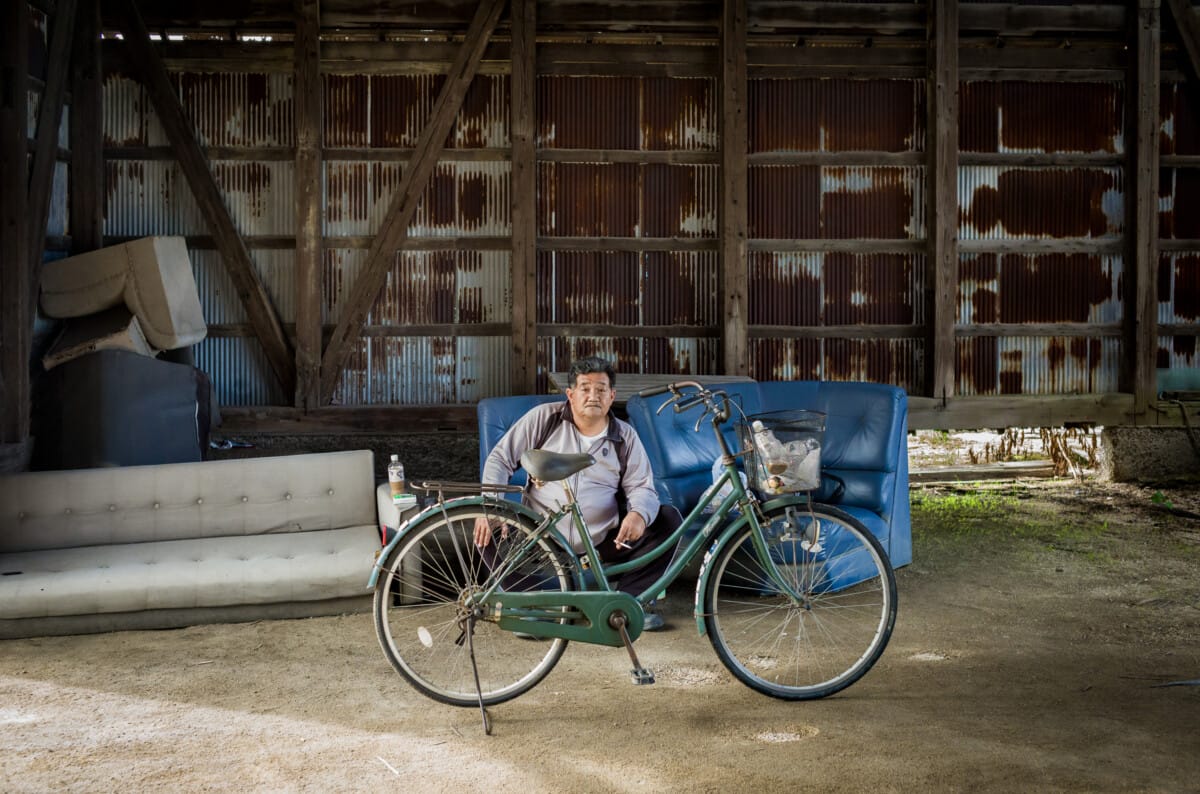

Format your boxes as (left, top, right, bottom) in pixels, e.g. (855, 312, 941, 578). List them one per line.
(2, 477, 1198, 792)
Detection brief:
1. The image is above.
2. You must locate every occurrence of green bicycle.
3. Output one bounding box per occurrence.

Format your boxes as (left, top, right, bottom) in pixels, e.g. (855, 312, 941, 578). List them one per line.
(370, 381, 897, 732)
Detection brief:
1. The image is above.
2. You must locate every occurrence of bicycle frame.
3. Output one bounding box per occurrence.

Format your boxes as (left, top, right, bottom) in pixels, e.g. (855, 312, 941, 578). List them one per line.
(369, 411, 812, 643)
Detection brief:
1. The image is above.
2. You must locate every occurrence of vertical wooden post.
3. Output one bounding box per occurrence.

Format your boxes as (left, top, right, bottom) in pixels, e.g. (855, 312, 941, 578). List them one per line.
(719, 0, 749, 376)
(29, 0, 78, 270)
(1132, 0, 1162, 417)
(294, 0, 323, 410)
(70, 0, 104, 254)
(927, 0, 959, 402)
(510, 0, 537, 394)
(1, 0, 31, 459)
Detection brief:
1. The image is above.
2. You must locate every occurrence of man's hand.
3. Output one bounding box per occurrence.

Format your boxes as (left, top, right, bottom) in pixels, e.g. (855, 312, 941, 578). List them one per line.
(614, 511, 646, 549)
(473, 516, 508, 548)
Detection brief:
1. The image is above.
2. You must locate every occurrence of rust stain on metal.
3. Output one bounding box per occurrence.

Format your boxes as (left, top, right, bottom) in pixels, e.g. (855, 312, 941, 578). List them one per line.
(642, 77, 715, 151)
(538, 164, 638, 236)
(999, 349, 1023, 394)
(1161, 84, 1200, 156)
(958, 338, 998, 394)
(959, 253, 1114, 323)
(749, 79, 921, 153)
(457, 172, 488, 227)
(370, 75, 429, 148)
(538, 76, 640, 148)
(748, 252, 820, 325)
(325, 74, 369, 147)
(962, 169, 1116, 237)
(962, 82, 1121, 153)
(549, 251, 638, 325)
(822, 169, 913, 239)
(210, 162, 272, 218)
(1175, 254, 1200, 320)
(823, 253, 915, 324)
(749, 167, 820, 238)
(643, 164, 702, 237)
(1163, 169, 1200, 239)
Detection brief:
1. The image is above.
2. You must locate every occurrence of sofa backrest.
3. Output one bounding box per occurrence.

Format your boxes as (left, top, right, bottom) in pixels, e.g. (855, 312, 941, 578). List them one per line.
(626, 380, 907, 522)
(0, 450, 377, 553)
(477, 394, 566, 489)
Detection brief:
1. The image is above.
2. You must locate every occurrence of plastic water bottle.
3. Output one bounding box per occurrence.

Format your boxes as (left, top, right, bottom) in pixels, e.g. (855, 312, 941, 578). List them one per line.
(388, 454, 406, 505)
(750, 420, 789, 475)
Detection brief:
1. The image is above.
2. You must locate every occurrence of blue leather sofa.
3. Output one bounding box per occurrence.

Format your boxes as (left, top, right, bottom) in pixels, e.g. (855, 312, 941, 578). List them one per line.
(475, 380, 911, 568)
(625, 381, 911, 568)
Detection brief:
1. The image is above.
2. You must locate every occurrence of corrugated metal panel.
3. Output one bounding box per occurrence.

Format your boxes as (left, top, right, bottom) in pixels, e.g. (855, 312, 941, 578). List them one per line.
(956, 336, 1120, 396)
(642, 163, 718, 237)
(373, 250, 509, 325)
(642, 251, 718, 326)
(323, 248, 365, 325)
(538, 250, 640, 325)
(749, 79, 924, 153)
(641, 338, 721, 375)
(194, 337, 286, 406)
(961, 81, 1122, 154)
(749, 338, 923, 391)
(330, 336, 511, 405)
(177, 72, 294, 147)
(324, 161, 510, 236)
(1159, 335, 1198, 372)
(1160, 168, 1200, 239)
(957, 253, 1122, 324)
(102, 73, 149, 146)
(1161, 253, 1200, 325)
(190, 249, 294, 324)
(748, 251, 924, 326)
(749, 166, 924, 239)
(959, 166, 1123, 240)
(104, 160, 293, 236)
(642, 77, 717, 150)
(538, 162, 639, 236)
(537, 76, 640, 148)
(1161, 82, 1200, 156)
(541, 337, 644, 377)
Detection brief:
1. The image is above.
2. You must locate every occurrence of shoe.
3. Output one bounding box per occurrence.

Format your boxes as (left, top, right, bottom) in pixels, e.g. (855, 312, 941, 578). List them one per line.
(641, 611, 666, 632)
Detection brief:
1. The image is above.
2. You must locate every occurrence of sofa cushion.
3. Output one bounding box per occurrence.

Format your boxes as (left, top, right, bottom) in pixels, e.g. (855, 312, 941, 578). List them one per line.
(0, 525, 379, 620)
(0, 450, 377, 553)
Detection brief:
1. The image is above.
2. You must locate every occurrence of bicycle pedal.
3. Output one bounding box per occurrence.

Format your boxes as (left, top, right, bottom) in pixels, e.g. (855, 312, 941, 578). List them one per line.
(630, 667, 656, 685)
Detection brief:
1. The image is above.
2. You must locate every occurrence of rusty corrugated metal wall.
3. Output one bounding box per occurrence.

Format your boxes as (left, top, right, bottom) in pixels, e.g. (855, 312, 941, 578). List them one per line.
(93, 26, 1198, 407)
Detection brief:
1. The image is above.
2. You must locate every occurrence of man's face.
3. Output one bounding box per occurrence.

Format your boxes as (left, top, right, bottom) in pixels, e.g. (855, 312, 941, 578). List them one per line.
(566, 371, 615, 422)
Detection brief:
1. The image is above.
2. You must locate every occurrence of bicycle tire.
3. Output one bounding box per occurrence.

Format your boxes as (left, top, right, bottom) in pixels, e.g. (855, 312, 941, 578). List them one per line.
(703, 502, 897, 700)
(373, 502, 575, 707)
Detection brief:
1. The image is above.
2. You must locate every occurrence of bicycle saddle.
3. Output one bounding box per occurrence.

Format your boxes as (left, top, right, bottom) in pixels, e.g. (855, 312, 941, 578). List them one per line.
(520, 449, 595, 482)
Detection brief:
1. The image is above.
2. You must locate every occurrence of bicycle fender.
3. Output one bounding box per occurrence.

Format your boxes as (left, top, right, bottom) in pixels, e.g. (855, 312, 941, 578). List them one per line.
(366, 496, 563, 588)
(692, 493, 814, 635)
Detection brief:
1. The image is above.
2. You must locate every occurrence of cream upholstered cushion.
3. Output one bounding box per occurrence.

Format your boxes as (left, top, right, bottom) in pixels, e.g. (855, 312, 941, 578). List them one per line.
(0, 527, 376, 620)
(39, 236, 207, 350)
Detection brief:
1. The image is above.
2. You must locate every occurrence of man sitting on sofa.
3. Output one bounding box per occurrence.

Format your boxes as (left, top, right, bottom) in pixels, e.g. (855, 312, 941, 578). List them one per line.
(473, 356, 676, 630)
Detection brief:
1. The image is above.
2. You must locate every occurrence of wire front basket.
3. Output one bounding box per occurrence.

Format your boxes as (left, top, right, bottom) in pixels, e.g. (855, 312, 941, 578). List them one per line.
(737, 409, 826, 496)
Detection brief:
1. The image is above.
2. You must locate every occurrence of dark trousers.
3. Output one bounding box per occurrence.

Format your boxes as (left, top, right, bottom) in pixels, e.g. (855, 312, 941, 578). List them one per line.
(595, 505, 682, 600)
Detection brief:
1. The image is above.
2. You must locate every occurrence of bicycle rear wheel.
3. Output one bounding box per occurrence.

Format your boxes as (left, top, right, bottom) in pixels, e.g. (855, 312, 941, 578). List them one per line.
(373, 503, 575, 707)
(703, 503, 896, 700)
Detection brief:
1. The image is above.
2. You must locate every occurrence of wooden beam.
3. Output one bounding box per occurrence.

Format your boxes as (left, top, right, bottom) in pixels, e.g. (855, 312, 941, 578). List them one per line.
(511, 0, 537, 395)
(908, 393, 1139, 431)
(720, 0, 749, 377)
(28, 0, 77, 269)
(927, 0, 959, 403)
(1165, 0, 1200, 80)
(1, 0, 31, 447)
(318, 0, 508, 403)
(114, 0, 295, 398)
(69, 0, 104, 253)
(1132, 0, 1162, 416)
(294, 0, 322, 411)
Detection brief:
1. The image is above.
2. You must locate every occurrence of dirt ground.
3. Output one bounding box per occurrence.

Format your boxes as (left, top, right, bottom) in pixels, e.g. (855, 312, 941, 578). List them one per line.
(2, 476, 1199, 792)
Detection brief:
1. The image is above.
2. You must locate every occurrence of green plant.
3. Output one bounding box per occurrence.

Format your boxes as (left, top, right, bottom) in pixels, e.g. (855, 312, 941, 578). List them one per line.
(1151, 491, 1174, 510)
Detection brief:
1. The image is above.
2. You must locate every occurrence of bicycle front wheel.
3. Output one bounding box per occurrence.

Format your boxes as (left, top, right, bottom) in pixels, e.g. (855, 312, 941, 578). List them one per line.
(703, 503, 897, 700)
(373, 503, 576, 707)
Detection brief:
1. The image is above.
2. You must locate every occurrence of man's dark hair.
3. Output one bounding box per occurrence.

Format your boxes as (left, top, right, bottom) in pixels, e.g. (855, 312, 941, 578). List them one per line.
(568, 356, 616, 388)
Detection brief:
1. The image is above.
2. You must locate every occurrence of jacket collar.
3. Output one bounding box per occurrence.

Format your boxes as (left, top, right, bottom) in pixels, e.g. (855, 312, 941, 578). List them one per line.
(559, 401, 622, 445)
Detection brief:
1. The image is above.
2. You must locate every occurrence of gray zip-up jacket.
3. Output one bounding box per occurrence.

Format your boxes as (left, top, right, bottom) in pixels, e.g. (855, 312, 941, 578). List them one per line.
(481, 401, 660, 552)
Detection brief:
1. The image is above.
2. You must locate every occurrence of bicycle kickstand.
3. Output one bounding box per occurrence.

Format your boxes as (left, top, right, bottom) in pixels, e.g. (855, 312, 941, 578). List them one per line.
(609, 612, 655, 685)
(462, 614, 493, 735)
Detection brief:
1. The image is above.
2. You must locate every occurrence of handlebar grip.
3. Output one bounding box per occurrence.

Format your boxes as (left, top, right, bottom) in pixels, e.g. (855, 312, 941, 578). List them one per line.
(637, 384, 673, 397)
